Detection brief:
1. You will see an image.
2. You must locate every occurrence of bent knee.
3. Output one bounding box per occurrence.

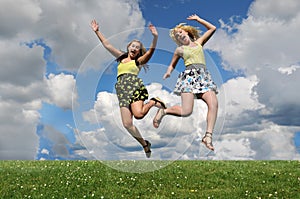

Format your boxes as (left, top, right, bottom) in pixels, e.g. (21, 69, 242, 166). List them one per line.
(133, 111, 145, 120)
(134, 115, 145, 120)
(182, 110, 193, 117)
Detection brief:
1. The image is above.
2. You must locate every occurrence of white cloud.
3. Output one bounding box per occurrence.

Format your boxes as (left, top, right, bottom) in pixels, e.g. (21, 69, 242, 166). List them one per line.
(0, 0, 145, 159)
(248, 0, 300, 21)
(71, 61, 300, 161)
(278, 64, 300, 75)
(0, 99, 40, 159)
(46, 73, 77, 109)
(209, 0, 300, 74)
(205, 0, 300, 159)
(0, 70, 77, 159)
(0, 41, 45, 86)
(2, 0, 145, 70)
(0, 41, 44, 159)
(78, 83, 209, 160)
(38, 125, 70, 158)
(75, 70, 300, 160)
(33, 0, 144, 71)
(214, 74, 300, 159)
(1, 0, 299, 160)
(41, 148, 49, 155)
(214, 138, 256, 160)
(0, 0, 42, 38)
(221, 75, 264, 116)
(75, 0, 300, 161)
(214, 122, 300, 160)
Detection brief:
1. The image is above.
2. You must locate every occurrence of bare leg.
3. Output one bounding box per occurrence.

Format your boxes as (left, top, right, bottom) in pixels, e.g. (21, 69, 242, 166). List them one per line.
(200, 91, 218, 134)
(130, 100, 155, 120)
(120, 107, 151, 156)
(199, 91, 218, 150)
(153, 93, 194, 128)
(130, 97, 166, 120)
(165, 93, 194, 116)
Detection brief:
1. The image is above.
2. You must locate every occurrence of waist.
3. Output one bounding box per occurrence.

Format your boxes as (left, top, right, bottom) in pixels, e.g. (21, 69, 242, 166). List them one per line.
(117, 73, 138, 80)
(185, 63, 206, 70)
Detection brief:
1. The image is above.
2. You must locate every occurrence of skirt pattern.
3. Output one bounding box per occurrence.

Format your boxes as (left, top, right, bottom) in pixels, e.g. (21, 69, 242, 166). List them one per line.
(115, 73, 149, 107)
(173, 64, 218, 95)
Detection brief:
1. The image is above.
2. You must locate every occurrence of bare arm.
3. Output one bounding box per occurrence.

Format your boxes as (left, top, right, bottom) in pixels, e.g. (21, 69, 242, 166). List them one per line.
(187, 14, 216, 46)
(90, 19, 123, 58)
(137, 24, 158, 65)
(163, 48, 181, 79)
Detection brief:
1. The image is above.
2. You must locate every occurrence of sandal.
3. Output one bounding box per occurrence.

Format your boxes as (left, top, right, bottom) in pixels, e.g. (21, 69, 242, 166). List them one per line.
(150, 97, 166, 109)
(143, 140, 152, 158)
(153, 108, 165, 128)
(202, 132, 214, 151)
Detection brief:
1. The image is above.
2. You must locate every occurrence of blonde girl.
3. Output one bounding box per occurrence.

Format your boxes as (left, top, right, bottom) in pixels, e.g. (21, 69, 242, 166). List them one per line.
(153, 14, 218, 151)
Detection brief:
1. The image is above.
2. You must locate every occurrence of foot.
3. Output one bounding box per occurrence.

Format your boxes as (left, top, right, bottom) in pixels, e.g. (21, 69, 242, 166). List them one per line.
(153, 108, 165, 128)
(202, 132, 214, 151)
(143, 140, 152, 158)
(150, 97, 166, 109)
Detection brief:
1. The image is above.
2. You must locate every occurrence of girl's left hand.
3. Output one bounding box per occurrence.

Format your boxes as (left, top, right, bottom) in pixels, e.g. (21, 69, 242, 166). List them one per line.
(148, 24, 158, 37)
(163, 72, 171, 79)
(90, 19, 99, 32)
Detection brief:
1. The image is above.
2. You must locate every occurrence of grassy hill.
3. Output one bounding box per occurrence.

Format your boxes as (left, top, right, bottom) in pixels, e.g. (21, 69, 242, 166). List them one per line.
(1, 160, 299, 198)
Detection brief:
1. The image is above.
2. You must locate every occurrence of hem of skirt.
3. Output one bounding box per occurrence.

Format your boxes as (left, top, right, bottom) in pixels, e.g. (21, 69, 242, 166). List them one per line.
(173, 89, 218, 96)
(118, 98, 147, 108)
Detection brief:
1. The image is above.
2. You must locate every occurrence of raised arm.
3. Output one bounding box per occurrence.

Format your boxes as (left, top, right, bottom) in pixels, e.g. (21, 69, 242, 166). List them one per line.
(90, 19, 123, 58)
(137, 24, 158, 65)
(187, 14, 216, 46)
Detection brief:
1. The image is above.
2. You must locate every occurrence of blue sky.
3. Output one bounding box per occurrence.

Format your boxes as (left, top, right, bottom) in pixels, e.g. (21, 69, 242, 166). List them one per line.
(1, 0, 300, 163)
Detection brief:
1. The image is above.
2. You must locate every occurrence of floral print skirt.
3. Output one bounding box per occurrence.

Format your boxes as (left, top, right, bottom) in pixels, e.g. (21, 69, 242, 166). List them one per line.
(115, 73, 149, 108)
(173, 64, 218, 96)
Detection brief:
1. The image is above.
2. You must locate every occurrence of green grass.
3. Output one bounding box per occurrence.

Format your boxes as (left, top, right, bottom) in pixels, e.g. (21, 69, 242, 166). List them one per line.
(0, 160, 299, 198)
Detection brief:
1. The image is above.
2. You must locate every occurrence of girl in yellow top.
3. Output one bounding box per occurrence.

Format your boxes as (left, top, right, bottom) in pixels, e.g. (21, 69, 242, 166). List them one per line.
(153, 14, 218, 151)
(91, 19, 166, 158)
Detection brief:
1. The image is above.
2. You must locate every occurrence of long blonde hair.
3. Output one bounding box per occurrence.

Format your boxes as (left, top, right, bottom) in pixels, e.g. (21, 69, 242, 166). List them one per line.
(170, 23, 201, 46)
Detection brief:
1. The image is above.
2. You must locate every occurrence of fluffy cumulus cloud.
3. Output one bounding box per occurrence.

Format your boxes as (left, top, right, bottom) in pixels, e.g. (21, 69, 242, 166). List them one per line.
(46, 73, 77, 109)
(206, 0, 300, 159)
(0, 0, 144, 159)
(209, 0, 300, 73)
(76, 80, 300, 161)
(78, 83, 211, 160)
(0, 40, 45, 159)
(1, 0, 300, 160)
(69, 0, 300, 161)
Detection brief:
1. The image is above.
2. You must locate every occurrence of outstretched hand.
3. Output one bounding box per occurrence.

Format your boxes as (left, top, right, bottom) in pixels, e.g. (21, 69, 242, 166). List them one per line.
(187, 14, 201, 21)
(163, 72, 171, 79)
(148, 23, 158, 37)
(90, 19, 99, 32)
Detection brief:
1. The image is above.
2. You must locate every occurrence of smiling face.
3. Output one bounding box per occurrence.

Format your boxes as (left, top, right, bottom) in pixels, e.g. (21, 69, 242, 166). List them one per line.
(170, 24, 200, 46)
(174, 28, 190, 45)
(127, 41, 141, 59)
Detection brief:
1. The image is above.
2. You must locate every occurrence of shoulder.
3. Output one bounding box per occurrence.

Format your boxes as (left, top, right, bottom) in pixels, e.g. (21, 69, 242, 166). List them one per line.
(175, 46, 184, 56)
(195, 39, 204, 46)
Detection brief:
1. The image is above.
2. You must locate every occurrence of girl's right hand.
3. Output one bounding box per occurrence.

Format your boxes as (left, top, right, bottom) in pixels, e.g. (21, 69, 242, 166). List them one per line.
(90, 19, 99, 32)
(148, 23, 158, 37)
(163, 72, 171, 79)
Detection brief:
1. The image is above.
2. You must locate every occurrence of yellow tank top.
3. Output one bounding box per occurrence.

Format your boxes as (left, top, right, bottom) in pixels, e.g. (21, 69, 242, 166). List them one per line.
(182, 42, 206, 66)
(117, 60, 140, 76)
